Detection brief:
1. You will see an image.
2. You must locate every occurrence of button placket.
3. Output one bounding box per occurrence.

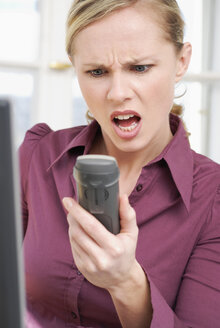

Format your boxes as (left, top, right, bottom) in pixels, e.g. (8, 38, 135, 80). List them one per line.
(65, 266, 84, 326)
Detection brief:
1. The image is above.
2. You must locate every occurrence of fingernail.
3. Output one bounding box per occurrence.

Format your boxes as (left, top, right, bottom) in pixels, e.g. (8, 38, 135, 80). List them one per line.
(62, 197, 73, 211)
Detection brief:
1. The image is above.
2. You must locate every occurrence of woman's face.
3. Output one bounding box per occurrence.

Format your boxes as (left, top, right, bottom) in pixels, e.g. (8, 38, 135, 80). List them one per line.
(72, 4, 191, 157)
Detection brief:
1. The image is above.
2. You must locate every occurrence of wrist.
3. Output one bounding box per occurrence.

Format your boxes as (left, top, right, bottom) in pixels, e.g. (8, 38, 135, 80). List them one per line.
(107, 260, 148, 300)
(107, 261, 153, 328)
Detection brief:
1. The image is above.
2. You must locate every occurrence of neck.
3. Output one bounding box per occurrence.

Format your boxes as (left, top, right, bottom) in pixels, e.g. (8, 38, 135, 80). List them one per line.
(103, 130, 173, 175)
(89, 121, 173, 175)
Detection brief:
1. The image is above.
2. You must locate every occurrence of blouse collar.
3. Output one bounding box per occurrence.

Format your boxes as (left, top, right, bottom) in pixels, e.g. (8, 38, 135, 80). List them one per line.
(48, 114, 193, 212)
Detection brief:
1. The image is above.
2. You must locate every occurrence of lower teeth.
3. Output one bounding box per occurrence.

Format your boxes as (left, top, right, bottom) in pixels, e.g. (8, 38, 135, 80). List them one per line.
(118, 122, 138, 132)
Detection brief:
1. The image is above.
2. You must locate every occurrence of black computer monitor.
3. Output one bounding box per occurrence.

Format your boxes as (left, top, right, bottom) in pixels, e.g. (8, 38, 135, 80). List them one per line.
(0, 99, 25, 328)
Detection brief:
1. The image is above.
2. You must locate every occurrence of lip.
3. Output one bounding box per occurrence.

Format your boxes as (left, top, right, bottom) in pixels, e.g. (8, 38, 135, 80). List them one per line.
(110, 110, 142, 140)
(110, 110, 141, 121)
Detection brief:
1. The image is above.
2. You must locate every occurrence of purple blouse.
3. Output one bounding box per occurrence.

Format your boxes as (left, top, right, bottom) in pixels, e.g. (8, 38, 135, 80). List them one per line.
(19, 114, 220, 328)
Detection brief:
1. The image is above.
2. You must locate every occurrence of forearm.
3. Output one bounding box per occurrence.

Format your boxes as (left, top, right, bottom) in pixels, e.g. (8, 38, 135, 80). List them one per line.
(108, 261, 153, 328)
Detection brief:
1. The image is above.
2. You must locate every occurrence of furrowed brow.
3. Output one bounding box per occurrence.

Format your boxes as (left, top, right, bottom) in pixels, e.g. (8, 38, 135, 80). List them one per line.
(82, 56, 156, 68)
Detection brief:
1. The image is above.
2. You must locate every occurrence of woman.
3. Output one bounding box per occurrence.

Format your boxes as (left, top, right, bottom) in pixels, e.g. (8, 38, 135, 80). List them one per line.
(20, 0, 220, 327)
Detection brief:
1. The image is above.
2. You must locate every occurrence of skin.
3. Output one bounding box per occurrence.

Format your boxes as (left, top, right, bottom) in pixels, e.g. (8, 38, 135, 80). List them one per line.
(63, 3, 192, 327)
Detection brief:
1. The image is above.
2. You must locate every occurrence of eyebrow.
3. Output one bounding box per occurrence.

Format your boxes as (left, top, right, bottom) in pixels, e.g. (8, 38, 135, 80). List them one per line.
(82, 56, 157, 67)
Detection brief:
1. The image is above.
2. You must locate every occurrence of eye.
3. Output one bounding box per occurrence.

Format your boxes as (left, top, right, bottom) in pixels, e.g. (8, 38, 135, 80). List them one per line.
(131, 65, 151, 73)
(88, 68, 106, 77)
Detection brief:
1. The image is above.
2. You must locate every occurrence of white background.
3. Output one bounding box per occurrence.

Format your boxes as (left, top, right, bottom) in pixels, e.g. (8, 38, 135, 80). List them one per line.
(0, 0, 220, 162)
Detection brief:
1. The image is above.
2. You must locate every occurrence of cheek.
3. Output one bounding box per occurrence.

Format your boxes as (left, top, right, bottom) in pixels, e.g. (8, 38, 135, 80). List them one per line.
(144, 71, 175, 110)
(78, 78, 105, 109)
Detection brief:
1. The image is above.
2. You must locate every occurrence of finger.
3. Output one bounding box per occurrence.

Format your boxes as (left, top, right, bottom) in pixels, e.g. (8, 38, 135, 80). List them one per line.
(63, 197, 104, 230)
(63, 197, 116, 248)
(67, 213, 105, 262)
(68, 217, 120, 275)
(69, 235, 96, 274)
(119, 194, 138, 234)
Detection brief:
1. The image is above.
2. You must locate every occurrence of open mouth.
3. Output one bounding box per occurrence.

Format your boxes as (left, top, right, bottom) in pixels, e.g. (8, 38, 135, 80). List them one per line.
(113, 114, 141, 132)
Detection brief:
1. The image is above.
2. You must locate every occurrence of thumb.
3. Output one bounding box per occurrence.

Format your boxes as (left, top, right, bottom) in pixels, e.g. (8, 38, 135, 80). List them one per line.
(119, 194, 137, 234)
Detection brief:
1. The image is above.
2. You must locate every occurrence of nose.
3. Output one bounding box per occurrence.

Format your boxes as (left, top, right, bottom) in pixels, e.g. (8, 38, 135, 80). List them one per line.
(106, 72, 133, 103)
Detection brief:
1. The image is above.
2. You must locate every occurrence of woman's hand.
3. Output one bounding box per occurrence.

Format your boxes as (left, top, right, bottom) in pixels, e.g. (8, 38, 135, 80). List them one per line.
(63, 195, 153, 327)
(62, 194, 139, 290)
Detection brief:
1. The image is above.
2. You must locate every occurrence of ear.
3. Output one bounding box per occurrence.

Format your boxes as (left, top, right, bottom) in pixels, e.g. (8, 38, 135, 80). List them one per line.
(175, 42, 192, 83)
(68, 55, 74, 66)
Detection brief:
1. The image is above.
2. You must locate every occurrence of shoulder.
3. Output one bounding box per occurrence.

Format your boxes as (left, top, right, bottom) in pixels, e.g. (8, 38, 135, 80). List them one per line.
(20, 122, 85, 146)
(192, 150, 220, 179)
(19, 123, 85, 158)
(191, 150, 220, 198)
(19, 123, 86, 186)
(19, 123, 51, 155)
(188, 152, 220, 240)
(192, 153, 220, 238)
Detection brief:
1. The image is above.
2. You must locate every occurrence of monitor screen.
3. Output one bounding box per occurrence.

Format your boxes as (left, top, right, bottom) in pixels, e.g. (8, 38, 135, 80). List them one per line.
(0, 99, 25, 328)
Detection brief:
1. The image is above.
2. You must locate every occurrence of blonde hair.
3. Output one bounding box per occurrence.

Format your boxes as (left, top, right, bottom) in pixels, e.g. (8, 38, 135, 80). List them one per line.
(66, 0, 186, 121)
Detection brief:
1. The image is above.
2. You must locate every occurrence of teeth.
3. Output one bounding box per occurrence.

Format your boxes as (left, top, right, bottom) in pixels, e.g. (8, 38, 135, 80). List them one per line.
(115, 114, 134, 120)
(118, 122, 138, 132)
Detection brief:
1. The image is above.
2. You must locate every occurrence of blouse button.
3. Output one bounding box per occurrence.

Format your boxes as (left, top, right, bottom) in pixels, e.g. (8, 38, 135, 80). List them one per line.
(71, 311, 77, 319)
(77, 270, 82, 276)
(136, 184, 143, 192)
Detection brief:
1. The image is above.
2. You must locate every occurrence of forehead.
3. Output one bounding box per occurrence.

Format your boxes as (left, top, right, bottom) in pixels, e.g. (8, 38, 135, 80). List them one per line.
(73, 4, 168, 61)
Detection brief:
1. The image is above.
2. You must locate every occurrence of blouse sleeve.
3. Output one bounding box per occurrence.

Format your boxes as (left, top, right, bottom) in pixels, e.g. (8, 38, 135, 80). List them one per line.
(147, 187, 220, 328)
(19, 123, 52, 237)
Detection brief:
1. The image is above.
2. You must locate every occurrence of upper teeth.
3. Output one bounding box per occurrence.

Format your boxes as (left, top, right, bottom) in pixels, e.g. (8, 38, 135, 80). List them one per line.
(114, 114, 134, 120)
